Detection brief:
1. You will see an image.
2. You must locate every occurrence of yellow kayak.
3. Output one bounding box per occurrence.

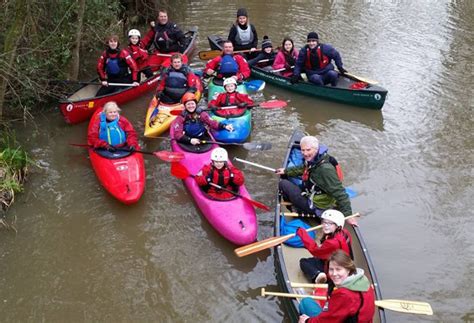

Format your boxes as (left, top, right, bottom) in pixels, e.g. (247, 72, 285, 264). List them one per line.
(143, 97, 183, 138)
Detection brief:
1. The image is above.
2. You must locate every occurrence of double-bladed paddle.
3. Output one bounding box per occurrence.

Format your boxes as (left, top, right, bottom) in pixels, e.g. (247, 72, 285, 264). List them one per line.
(70, 143, 184, 162)
(199, 48, 262, 60)
(151, 137, 272, 151)
(260, 288, 433, 315)
(170, 162, 270, 211)
(168, 100, 287, 117)
(50, 80, 139, 87)
(234, 213, 360, 257)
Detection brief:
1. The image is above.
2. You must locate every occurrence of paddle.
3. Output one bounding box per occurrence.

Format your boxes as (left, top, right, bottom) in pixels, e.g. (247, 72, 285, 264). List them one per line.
(69, 143, 184, 162)
(168, 100, 287, 116)
(272, 66, 295, 73)
(260, 288, 433, 315)
(50, 80, 139, 87)
(199, 48, 262, 60)
(337, 69, 378, 85)
(170, 162, 270, 211)
(152, 137, 272, 151)
(233, 157, 357, 198)
(234, 213, 359, 257)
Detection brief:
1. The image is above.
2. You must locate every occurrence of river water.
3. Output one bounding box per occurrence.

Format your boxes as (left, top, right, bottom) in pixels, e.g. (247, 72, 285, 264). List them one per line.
(1, 1, 473, 322)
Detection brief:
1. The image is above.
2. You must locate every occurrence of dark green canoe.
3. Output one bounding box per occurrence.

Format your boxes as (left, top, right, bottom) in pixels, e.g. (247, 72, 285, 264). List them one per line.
(207, 35, 388, 110)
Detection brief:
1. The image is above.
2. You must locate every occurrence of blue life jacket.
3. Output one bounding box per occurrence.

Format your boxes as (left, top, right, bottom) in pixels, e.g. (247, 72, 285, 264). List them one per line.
(183, 113, 206, 138)
(219, 54, 239, 76)
(99, 113, 126, 146)
(105, 53, 128, 77)
(280, 217, 316, 247)
(165, 69, 188, 100)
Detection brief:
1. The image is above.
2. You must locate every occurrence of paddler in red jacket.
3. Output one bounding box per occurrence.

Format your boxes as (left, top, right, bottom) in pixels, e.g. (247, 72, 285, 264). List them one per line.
(204, 40, 251, 81)
(96, 35, 139, 97)
(296, 210, 353, 284)
(88, 101, 139, 152)
(127, 29, 153, 79)
(195, 147, 245, 200)
(208, 77, 254, 117)
(298, 250, 375, 323)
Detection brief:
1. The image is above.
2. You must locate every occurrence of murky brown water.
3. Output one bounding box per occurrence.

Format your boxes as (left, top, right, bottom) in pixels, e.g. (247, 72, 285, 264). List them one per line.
(1, 1, 473, 322)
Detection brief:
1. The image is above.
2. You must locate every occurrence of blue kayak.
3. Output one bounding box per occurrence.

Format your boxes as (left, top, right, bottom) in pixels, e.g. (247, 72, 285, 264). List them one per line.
(208, 78, 252, 143)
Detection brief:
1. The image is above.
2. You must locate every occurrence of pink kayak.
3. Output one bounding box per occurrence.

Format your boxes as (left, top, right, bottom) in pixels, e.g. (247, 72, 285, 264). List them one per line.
(169, 125, 257, 245)
(87, 110, 145, 204)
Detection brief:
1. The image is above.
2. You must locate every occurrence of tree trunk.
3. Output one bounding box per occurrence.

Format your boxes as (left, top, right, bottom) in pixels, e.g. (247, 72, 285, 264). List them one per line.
(68, 0, 86, 80)
(0, 0, 27, 120)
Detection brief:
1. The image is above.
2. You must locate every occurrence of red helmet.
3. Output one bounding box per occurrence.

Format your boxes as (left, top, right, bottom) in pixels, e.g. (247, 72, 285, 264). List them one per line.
(181, 92, 196, 104)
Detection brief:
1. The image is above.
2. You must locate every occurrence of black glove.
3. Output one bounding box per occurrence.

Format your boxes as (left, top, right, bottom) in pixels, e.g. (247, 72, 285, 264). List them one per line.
(107, 145, 116, 152)
(237, 102, 248, 108)
(206, 176, 212, 183)
(338, 67, 348, 75)
(155, 91, 162, 100)
(128, 146, 135, 152)
(209, 105, 218, 111)
(290, 75, 299, 84)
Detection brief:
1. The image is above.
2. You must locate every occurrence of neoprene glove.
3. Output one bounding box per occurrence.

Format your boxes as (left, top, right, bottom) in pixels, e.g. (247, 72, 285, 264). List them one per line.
(338, 67, 348, 74)
(238, 102, 248, 108)
(107, 145, 117, 152)
(128, 146, 135, 152)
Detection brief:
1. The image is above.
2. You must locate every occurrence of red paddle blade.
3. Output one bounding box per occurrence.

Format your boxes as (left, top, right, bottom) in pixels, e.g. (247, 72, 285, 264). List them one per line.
(170, 162, 190, 179)
(243, 196, 271, 211)
(169, 108, 184, 116)
(259, 100, 287, 109)
(154, 151, 185, 162)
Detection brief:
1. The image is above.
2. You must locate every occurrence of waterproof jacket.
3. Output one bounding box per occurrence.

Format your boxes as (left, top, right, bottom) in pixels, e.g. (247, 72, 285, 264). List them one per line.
(141, 22, 185, 53)
(97, 48, 138, 82)
(272, 49, 299, 77)
(285, 152, 352, 216)
(307, 269, 376, 323)
(228, 23, 258, 50)
(172, 111, 223, 144)
(204, 54, 251, 81)
(294, 43, 343, 78)
(88, 113, 139, 149)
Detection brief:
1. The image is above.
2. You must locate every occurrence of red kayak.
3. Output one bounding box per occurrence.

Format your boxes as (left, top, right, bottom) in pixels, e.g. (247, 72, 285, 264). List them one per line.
(87, 110, 145, 204)
(59, 27, 198, 124)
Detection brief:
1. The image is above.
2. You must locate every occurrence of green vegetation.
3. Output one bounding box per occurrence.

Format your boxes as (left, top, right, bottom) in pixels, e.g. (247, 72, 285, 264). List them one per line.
(0, 127, 31, 229)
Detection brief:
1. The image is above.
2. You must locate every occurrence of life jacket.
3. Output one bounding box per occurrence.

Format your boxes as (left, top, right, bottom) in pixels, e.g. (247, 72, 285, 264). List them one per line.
(213, 92, 247, 118)
(321, 229, 354, 260)
(301, 152, 344, 195)
(183, 111, 206, 138)
(305, 45, 330, 71)
(105, 50, 129, 77)
(98, 113, 126, 146)
(164, 68, 188, 100)
(235, 24, 254, 46)
(219, 54, 239, 76)
(153, 23, 177, 51)
(206, 165, 235, 189)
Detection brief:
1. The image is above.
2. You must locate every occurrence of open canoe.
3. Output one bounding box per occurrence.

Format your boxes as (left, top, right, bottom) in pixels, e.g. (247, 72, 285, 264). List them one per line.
(59, 27, 198, 125)
(208, 34, 387, 110)
(207, 78, 252, 143)
(273, 129, 386, 322)
(144, 74, 203, 138)
(169, 125, 257, 245)
(87, 110, 145, 204)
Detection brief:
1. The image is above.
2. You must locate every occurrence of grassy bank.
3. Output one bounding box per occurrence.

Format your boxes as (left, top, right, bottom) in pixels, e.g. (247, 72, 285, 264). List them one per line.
(0, 128, 30, 230)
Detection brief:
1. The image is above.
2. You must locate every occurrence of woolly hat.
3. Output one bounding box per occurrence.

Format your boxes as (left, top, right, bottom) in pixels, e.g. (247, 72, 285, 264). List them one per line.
(307, 32, 319, 41)
(261, 35, 273, 49)
(236, 8, 248, 17)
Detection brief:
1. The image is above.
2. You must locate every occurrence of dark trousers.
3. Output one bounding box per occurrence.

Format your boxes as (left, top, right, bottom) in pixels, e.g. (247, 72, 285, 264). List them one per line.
(308, 70, 339, 86)
(96, 75, 133, 97)
(279, 179, 317, 215)
(300, 257, 325, 282)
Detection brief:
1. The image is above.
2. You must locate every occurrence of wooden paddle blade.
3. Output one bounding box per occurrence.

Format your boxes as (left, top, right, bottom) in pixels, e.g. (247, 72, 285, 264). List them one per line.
(198, 50, 222, 60)
(259, 100, 287, 109)
(344, 72, 378, 85)
(154, 151, 185, 162)
(375, 299, 433, 315)
(234, 233, 293, 257)
(170, 162, 190, 179)
(242, 142, 272, 151)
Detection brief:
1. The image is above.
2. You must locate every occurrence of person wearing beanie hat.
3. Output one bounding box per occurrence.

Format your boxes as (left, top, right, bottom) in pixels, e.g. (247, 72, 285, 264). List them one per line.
(228, 8, 258, 52)
(272, 37, 299, 77)
(96, 35, 139, 97)
(291, 32, 348, 87)
(248, 35, 276, 69)
(171, 93, 233, 146)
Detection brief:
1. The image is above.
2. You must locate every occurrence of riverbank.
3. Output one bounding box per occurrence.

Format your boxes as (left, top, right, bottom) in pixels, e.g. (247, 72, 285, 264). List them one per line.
(0, 128, 30, 230)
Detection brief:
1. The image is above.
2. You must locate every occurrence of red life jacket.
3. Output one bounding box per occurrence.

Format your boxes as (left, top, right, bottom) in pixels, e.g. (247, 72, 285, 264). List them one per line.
(305, 45, 330, 70)
(208, 165, 233, 188)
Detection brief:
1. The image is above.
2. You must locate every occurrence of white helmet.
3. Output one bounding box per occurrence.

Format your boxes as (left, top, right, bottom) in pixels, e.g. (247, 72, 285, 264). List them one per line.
(223, 77, 237, 88)
(211, 148, 228, 162)
(321, 209, 345, 228)
(128, 29, 141, 38)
